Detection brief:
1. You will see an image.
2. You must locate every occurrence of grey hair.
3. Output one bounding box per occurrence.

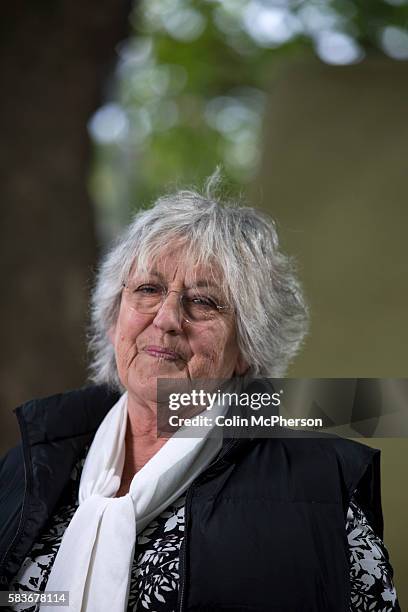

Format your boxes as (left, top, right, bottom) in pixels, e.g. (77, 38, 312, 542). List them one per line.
(88, 178, 309, 389)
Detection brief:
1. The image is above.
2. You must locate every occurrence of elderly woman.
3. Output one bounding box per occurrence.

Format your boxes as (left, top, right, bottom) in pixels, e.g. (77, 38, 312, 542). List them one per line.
(0, 182, 400, 612)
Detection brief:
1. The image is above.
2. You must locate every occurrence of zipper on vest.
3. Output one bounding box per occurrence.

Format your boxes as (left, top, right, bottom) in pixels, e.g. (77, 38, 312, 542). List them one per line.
(177, 477, 194, 612)
(177, 438, 245, 612)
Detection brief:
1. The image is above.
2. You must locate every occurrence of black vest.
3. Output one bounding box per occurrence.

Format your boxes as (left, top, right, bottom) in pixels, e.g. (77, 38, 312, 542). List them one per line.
(0, 385, 383, 611)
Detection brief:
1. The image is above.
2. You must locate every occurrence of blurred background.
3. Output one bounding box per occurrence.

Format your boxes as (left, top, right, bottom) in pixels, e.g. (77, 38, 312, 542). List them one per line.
(1, 0, 407, 604)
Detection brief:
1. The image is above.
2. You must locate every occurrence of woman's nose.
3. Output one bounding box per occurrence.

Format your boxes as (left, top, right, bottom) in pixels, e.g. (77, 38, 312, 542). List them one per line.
(152, 291, 184, 333)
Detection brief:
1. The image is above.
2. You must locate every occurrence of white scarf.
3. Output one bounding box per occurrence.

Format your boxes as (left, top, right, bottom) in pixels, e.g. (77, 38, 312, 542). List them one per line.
(41, 392, 225, 612)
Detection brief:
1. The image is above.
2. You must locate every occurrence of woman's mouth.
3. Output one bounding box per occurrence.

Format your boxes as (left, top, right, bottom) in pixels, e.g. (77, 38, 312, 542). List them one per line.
(144, 345, 181, 361)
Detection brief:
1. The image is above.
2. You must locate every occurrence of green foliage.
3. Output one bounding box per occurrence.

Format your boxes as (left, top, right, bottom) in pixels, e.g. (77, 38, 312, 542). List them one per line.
(88, 0, 408, 234)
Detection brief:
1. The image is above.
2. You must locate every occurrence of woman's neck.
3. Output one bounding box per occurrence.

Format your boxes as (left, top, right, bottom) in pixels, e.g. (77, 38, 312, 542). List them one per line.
(116, 395, 168, 496)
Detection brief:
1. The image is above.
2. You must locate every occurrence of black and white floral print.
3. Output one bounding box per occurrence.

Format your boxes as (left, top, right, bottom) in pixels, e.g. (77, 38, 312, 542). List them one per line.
(9, 450, 185, 612)
(128, 494, 185, 612)
(9, 454, 399, 612)
(347, 498, 398, 611)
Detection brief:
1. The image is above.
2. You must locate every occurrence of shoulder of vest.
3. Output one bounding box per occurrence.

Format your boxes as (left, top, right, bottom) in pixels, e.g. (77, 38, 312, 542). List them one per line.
(14, 383, 121, 445)
(254, 434, 379, 489)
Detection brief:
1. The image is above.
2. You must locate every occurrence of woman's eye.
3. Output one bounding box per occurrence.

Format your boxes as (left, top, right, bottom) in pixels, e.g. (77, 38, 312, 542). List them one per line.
(190, 296, 217, 309)
(136, 284, 161, 294)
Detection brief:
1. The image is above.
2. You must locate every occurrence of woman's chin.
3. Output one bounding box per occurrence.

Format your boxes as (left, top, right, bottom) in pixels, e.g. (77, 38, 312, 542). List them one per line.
(149, 357, 185, 375)
(129, 362, 187, 389)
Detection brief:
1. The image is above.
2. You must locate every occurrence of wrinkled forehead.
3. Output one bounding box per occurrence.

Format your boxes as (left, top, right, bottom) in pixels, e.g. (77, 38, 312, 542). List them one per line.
(130, 241, 229, 294)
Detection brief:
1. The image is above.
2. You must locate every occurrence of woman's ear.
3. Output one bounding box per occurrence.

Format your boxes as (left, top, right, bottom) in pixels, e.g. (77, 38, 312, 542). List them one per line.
(234, 353, 249, 376)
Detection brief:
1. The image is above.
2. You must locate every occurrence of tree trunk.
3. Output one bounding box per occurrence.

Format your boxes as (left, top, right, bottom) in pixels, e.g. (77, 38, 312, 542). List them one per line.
(0, 0, 132, 454)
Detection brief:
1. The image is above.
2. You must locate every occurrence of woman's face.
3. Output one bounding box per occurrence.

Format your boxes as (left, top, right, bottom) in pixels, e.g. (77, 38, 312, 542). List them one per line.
(110, 247, 248, 404)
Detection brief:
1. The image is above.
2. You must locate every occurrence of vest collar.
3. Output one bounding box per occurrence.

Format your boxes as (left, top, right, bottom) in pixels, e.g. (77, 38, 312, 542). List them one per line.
(14, 384, 120, 446)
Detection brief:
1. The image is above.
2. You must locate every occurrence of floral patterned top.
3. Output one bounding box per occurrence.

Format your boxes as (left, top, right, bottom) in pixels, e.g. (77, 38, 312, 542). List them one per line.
(9, 452, 399, 612)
